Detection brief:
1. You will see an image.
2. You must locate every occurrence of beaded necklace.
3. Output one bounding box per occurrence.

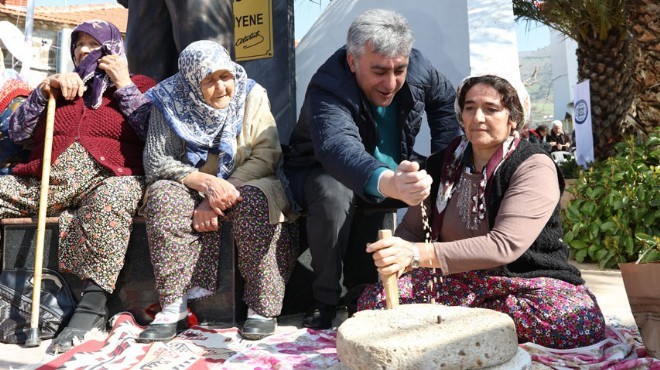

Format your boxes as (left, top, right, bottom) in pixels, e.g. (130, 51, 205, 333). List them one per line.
(434, 136, 518, 233)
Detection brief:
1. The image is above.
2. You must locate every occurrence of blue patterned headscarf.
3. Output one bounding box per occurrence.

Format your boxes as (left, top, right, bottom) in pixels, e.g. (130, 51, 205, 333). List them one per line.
(147, 41, 248, 179)
(70, 20, 125, 109)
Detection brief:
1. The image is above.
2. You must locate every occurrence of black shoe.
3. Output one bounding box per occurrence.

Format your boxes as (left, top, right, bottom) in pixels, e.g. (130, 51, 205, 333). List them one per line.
(302, 302, 337, 330)
(50, 282, 109, 354)
(50, 312, 106, 353)
(342, 284, 368, 317)
(240, 317, 277, 340)
(137, 319, 189, 343)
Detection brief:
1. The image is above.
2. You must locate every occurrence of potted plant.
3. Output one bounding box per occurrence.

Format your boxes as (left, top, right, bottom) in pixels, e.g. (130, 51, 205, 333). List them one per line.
(562, 129, 659, 358)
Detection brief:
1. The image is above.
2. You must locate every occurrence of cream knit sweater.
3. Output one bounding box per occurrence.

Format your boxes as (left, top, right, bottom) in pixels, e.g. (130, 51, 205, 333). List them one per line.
(144, 84, 297, 224)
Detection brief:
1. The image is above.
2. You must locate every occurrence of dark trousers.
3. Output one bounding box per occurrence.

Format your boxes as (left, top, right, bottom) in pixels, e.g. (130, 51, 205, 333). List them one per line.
(290, 166, 401, 306)
(122, 0, 234, 82)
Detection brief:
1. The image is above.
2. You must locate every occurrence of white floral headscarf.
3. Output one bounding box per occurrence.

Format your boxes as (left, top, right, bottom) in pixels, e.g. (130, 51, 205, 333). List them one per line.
(147, 40, 248, 179)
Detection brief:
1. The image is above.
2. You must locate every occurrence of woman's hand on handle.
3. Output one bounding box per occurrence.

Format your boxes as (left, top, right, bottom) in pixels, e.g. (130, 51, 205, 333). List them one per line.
(367, 236, 415, 277)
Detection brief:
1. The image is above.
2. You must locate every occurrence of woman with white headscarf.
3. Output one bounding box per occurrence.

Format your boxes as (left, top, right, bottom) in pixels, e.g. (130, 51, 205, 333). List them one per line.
(139, 40, 299, 342)
(358, 74, 605, 349)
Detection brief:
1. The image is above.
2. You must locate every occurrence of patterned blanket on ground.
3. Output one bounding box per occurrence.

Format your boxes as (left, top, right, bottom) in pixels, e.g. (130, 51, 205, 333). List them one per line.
(522, 324, 659, 369)
(36, 313, 659, 369)
(36, 313, 339, 369)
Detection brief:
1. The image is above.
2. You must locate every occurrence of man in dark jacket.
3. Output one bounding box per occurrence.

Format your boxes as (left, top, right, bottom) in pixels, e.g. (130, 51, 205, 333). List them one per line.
(117, 0, 233, 82)
(284, 8, 462, 329)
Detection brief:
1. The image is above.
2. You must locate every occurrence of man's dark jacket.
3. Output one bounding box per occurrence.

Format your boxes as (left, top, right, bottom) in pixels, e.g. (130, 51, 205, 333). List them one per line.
(284, 46, 462, 202)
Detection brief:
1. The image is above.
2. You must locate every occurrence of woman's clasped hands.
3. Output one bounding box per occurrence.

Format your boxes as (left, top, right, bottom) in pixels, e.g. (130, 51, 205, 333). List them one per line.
(192, 177, 242, 232)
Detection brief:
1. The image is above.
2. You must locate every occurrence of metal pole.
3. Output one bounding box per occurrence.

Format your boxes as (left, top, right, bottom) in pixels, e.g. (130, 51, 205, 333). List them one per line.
(20, 0, 35, 81)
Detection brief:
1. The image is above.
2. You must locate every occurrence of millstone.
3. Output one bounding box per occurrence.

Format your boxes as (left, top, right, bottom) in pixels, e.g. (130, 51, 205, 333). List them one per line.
(336, 304, 522, 370)
(328, 347, 531, 370)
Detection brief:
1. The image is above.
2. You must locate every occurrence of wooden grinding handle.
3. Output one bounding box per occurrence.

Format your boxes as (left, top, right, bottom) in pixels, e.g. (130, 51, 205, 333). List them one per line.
(378, 229, 399, 309)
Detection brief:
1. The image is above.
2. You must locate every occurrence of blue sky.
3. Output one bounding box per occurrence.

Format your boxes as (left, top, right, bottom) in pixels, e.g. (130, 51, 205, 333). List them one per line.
(35, 0, 550, 51)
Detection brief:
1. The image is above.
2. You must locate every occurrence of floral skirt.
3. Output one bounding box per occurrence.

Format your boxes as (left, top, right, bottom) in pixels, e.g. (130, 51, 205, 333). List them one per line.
(357, 268, 606, 349)
(0, 143, 144, 292)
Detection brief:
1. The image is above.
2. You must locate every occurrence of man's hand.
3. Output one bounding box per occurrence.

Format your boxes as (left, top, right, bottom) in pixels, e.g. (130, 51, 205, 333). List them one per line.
(378, 160, 432, 205)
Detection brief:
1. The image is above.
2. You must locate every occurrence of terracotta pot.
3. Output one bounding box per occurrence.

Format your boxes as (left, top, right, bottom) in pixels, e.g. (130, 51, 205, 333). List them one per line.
(619, 262, 660, 359)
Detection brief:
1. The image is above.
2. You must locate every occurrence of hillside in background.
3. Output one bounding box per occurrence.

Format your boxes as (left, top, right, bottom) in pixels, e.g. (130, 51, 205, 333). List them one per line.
(519, 46, 554, 124)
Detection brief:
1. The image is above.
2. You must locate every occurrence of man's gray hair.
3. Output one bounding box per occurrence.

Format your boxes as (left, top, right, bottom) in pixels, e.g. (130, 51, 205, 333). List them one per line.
(346, 8, 414, 58)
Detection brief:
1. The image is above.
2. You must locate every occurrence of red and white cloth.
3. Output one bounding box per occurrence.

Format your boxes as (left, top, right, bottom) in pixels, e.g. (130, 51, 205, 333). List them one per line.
(37, 313, 659, 369)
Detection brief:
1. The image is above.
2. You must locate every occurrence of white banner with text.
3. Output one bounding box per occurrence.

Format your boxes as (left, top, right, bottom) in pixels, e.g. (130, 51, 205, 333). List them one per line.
(573, 80, 594, 167)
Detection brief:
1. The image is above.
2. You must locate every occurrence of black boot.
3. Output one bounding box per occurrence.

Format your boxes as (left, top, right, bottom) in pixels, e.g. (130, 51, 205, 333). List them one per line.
(50, 280, 108, 353)
(302, 301, 337, 330)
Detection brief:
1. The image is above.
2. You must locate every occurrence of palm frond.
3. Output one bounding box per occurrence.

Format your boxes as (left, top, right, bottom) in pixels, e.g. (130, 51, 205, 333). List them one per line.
(512, 0, 627, 42)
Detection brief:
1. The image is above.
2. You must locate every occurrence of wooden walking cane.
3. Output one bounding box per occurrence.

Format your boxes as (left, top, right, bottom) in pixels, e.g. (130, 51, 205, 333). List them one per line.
(378, 229, 399, 309)
(25, 94, 57, 347)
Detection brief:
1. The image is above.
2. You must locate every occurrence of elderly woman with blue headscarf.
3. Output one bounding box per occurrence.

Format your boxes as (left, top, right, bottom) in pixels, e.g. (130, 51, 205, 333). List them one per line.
(139, 40, 299, 342)
(3, 20, 155, 351)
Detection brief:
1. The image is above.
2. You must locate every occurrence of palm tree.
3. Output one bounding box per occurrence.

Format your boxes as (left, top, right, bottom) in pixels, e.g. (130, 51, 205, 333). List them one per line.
(625, 0, 659, 137)
(512, 0, 634, 160)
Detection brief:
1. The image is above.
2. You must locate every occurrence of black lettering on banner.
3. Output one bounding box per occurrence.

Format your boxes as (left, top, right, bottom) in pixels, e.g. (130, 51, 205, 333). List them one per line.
(235, 13, 264, 27)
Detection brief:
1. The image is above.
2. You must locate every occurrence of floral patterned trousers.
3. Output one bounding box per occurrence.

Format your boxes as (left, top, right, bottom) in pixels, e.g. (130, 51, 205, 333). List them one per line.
(144, 180, 298, 317)
(0, 144, 144, 292)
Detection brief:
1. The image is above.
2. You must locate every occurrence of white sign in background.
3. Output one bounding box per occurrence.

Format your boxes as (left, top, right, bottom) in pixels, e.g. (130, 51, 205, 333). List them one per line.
(573, 80, 594, 168)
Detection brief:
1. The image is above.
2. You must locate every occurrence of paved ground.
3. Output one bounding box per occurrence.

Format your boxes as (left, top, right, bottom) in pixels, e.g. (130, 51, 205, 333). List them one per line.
(0, 261, 636, 369)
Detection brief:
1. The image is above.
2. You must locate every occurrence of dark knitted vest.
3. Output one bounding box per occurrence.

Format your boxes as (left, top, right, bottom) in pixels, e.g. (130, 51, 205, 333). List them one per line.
(13, 74, 155, 178)
(427, 139, 583, 285)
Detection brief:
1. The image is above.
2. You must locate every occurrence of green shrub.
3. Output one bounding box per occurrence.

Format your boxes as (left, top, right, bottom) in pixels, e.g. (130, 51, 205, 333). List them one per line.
(558, 156, 580, 179)
(562, 129, 660, 268)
